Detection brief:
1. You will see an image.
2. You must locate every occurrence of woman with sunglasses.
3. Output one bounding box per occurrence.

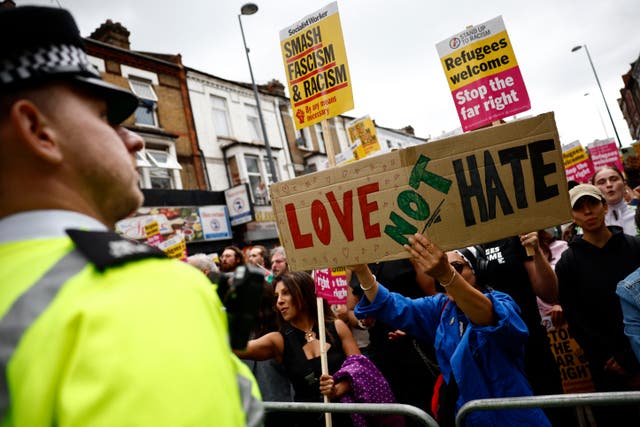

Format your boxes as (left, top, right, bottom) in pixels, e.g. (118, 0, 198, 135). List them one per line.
(350, 233, 550, 427)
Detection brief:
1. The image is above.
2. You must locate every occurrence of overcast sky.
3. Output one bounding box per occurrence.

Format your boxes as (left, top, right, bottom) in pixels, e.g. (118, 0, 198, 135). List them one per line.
(22, 0, 640, 147)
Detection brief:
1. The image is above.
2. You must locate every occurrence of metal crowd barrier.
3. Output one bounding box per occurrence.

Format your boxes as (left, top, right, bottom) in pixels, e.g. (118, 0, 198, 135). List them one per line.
(263, 401, 439, 427)
(455, 391, 640, 427)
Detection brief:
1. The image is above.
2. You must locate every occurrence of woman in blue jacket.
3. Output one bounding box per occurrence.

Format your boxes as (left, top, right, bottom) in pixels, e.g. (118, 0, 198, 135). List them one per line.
(351, 233, 550, 427)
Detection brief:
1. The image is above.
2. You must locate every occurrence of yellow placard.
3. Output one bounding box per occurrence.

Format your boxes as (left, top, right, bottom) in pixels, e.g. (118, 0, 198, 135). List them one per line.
(280, 2, 353, 130)
(347, 116, 381, 160)
(158, 235, 187, 260)
(144, 220, 160, 237)
(439, 31, 518, 92)
(562, 145, 589, 168)
(330, 266, 346, 275)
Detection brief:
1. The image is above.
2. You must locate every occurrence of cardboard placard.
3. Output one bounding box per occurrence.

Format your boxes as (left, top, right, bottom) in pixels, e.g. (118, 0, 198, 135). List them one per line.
(270, 112, 570, 271)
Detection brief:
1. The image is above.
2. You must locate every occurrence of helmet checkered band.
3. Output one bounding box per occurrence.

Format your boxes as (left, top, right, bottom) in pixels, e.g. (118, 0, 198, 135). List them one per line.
(0, 44, 100, 85)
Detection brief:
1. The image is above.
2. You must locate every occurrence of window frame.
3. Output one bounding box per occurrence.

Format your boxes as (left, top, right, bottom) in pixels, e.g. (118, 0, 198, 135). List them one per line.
(245, 104, 263, 142)
(136, 143, 183, 190)
(210, 94, 231, 137)
(243, 154, 277, 206)
(128, 77, 159, 127)
(244, 154, 267, 205)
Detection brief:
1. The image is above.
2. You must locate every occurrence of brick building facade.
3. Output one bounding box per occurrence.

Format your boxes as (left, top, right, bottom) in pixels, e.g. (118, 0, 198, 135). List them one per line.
(619, 57, 640, 141)
(86, 20, 207, 190)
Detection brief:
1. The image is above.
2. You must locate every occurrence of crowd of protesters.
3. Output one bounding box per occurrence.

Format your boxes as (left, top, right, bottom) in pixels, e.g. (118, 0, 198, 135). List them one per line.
(183, 164, 640, 427)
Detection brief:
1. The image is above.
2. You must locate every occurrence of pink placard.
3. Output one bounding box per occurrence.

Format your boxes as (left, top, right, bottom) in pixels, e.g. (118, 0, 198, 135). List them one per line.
(588, 141, 623, 174)
(565, 158, 595, 183)
(451, 67, 530, 132)
(313, 268, 348, 304)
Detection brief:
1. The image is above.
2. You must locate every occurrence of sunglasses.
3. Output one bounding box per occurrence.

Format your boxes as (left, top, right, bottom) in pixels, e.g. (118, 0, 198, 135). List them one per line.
(450, 261, 467, 273)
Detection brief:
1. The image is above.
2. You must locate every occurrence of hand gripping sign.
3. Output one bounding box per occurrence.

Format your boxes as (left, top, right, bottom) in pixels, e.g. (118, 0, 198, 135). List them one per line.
(312, 265, 348, 427)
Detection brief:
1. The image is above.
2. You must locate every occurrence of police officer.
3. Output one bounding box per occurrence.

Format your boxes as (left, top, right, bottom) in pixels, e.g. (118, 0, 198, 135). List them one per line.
(0, 6, 261, 426)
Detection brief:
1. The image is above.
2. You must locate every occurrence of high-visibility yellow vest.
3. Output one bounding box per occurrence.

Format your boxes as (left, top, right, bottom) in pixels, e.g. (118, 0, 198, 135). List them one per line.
(0, 230, 262, 427)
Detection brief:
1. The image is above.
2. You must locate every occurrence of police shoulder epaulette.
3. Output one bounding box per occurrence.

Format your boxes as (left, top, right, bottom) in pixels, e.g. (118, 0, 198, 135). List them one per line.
(66, 229, 167, 271)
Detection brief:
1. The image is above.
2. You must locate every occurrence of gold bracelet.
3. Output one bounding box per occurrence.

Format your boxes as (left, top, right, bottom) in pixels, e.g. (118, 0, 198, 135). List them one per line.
(360, 274, 376, 291)
(439, 266, 457, 288)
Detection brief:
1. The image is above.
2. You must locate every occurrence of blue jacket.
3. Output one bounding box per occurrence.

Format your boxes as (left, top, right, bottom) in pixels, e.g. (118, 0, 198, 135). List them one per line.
(355, 284, 550, 427)
(617, 266, 640, 363)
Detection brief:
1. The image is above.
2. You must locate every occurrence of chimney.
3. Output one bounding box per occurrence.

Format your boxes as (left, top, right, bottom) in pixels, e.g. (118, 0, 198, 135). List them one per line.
(263, 79, 286, 97)
(89, 19, 131, 50)
(399, 125, 415, 136)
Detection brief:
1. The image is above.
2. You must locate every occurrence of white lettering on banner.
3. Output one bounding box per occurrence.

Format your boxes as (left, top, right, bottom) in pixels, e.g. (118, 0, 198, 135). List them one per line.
(333, 288, 347, 299)
(316, 274, 330, 290)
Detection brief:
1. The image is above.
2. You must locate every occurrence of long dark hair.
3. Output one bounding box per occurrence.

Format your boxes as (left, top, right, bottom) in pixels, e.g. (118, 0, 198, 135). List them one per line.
(273, 271, 336, 334)
(252, 284, 278, 338)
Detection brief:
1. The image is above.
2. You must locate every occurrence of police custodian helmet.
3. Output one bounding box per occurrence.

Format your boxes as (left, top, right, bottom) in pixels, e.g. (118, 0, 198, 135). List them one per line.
(0, 6, 138, 124)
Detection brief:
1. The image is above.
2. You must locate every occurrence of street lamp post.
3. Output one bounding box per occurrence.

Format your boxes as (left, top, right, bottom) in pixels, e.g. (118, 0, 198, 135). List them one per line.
(239, 3, 278, 183)
(584, 92, 609, 139)
(571, 44, 622, 148)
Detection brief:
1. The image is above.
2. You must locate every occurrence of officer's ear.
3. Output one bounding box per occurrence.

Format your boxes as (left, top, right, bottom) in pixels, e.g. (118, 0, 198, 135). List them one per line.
(10, 97, 64, 165)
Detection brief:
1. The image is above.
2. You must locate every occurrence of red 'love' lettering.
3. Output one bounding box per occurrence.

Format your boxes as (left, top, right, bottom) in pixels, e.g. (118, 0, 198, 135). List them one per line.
(285, 182, 381, 249)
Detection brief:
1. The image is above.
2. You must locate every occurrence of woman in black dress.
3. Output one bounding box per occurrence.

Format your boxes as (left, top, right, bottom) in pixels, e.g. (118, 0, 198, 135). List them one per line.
(235, 271, 360, 426)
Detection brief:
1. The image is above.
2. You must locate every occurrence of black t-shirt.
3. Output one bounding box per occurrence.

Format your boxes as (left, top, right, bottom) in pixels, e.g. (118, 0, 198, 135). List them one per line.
(557, 228, 640, 377)
(480, 236, 564, 397)
(481, 236, 544, 332)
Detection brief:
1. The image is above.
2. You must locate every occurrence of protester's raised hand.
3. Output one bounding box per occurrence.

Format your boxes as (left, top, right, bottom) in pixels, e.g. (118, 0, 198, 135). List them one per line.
(403, 233, 450, 280)
(346, 264, 369, 276)
(519, 231, 539, 251)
